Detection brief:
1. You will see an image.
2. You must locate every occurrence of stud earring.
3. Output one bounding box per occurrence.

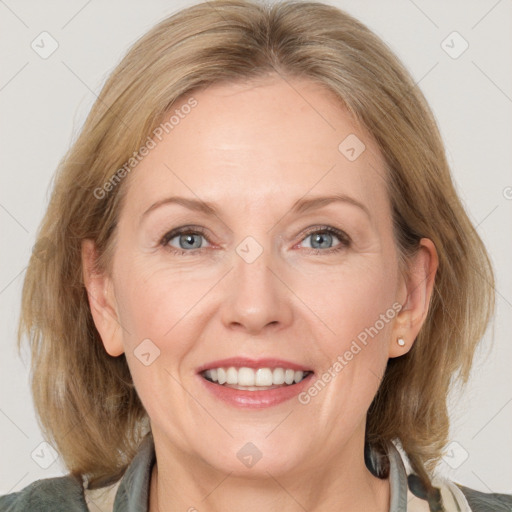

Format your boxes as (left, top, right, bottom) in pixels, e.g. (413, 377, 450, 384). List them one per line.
(397, 337, 406, 347)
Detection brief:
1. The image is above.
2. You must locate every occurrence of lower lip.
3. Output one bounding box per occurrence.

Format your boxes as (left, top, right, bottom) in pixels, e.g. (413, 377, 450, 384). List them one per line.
(198, 373, 314, 409)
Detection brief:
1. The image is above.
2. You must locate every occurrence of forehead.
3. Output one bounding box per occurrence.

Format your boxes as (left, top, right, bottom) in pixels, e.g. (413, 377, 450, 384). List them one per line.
(123, 76, 390, 220)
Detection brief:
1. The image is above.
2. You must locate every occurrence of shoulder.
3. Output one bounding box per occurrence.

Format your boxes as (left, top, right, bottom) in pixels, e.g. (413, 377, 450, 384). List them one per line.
(404, 458, 512, 512)
(457, 483, 512, 512)
(0, 475, 88, 512)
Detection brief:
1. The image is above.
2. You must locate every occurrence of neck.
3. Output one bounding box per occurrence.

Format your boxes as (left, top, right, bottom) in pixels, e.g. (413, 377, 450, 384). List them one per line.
(149, 431, 390, 512)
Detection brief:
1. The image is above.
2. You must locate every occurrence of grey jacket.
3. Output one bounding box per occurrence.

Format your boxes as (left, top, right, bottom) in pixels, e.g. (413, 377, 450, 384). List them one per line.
(1, 434, 511, 511)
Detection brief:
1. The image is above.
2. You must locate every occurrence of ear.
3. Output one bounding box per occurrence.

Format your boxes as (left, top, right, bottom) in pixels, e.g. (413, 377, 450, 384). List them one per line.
(388, 238, 438, 358)
(81, 239, 124, 357)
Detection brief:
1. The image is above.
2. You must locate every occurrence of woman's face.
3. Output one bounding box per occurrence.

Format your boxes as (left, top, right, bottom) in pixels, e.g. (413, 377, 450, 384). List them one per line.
(86, 76, 432, 478)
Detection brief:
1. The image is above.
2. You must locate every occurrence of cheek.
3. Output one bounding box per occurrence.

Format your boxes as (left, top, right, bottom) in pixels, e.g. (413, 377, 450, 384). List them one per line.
(113, 255, 216, 344)
(295, 257, 397, 404)
(111, 261, 210, 418)
(294, 257, 398, 350)
(277, 259, 399, 446)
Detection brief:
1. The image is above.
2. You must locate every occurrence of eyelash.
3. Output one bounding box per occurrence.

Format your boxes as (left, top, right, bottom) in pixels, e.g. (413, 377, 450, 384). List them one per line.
(159, 225, 351, 256)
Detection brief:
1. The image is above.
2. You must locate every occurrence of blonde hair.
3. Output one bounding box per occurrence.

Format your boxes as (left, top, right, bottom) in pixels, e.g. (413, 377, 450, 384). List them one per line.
(19, 0, 494, 490)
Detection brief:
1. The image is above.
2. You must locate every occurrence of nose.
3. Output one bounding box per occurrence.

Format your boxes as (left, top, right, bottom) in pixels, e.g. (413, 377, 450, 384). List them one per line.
(220, 241, 293, 335)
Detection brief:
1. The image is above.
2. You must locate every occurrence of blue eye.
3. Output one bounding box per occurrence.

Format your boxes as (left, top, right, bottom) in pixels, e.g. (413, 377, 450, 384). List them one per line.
(160, 225, 350, 256)
(303, 231, 337, 250)
(171, 233, 205, 250)
(299, 227, 350, 254)
(160, 227, 210, 254)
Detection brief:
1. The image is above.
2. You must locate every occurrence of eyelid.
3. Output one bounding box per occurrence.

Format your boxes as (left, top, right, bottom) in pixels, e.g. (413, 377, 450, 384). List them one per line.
(299, 225, 351, 245)
(159, 224, 351, 255)
(160, 225, 209, 246)
(158, 226, 215, 256)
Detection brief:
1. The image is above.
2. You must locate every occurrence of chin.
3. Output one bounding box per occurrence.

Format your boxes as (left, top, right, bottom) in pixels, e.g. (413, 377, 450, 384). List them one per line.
(194, 433, 309, 478)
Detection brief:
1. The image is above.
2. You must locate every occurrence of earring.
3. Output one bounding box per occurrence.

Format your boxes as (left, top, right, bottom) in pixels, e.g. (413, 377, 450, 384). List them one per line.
(397, 337, 406, 347)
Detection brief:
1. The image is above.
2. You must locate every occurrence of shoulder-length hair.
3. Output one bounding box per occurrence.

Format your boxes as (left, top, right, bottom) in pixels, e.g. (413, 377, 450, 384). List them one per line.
(19, 0, 494, 490)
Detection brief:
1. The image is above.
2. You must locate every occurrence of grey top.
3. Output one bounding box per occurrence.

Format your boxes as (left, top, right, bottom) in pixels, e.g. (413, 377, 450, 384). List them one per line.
(1, 433, 511, 511)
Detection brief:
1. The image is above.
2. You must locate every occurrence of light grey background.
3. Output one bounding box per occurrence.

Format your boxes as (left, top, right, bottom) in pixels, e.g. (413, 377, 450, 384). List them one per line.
(1, 0, 511, 496)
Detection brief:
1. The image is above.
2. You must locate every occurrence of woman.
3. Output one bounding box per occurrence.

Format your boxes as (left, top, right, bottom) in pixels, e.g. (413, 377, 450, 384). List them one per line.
(1, 0, 510, 510)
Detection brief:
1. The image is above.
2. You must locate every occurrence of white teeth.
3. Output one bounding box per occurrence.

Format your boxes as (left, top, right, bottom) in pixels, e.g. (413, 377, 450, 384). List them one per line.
(226, 367, 238, 385)
(255, 368, 273, 386)
(217, 368, 227, 385)
(272, 367, 285, 385)
(238, 367, 255, 386)
(203, 366, 309, 387)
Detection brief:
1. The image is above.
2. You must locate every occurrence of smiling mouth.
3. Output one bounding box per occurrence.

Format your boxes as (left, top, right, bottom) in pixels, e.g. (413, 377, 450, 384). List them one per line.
(201, 366, 313, 391)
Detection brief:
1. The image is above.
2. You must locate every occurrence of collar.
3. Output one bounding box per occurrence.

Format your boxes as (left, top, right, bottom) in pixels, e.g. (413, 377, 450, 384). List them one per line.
(108, 434, 413, 512)
(387, 442, 411, 512)
(112, 433, 156, 512)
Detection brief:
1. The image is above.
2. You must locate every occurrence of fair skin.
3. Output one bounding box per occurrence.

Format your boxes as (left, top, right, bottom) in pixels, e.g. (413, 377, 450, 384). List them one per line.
(83, 75, 437, 512)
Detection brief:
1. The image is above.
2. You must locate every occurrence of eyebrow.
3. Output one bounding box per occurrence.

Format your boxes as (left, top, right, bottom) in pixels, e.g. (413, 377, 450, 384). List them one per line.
(142, 193, 371, 220)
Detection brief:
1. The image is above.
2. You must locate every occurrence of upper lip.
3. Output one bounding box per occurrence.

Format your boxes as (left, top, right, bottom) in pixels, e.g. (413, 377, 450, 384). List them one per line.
(196, 357, 313, 374)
